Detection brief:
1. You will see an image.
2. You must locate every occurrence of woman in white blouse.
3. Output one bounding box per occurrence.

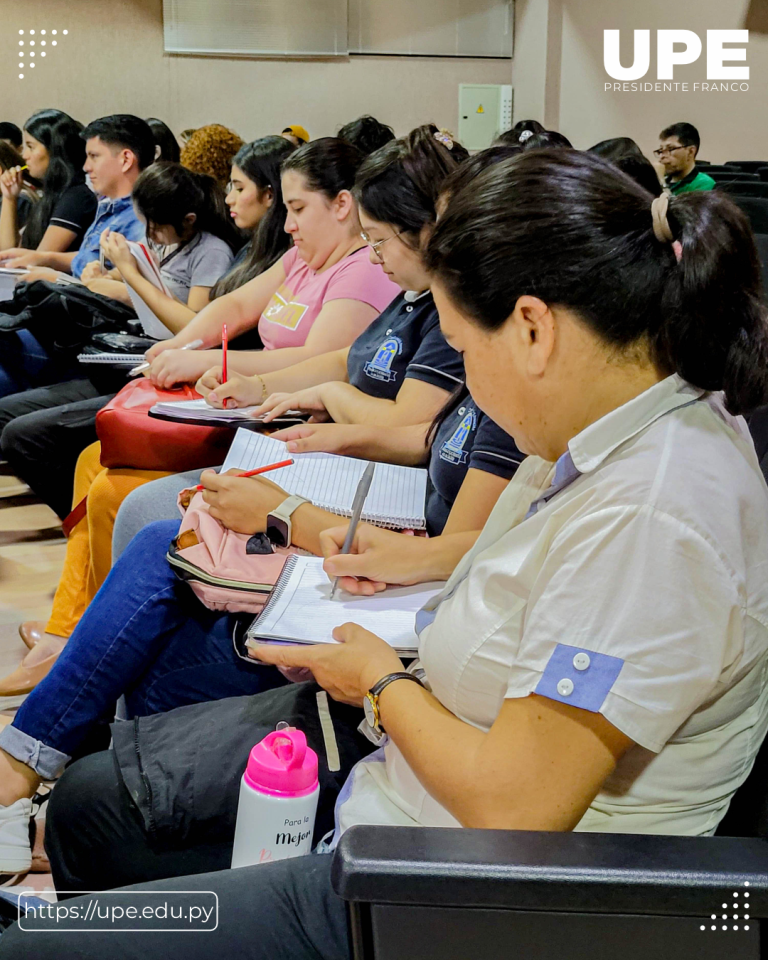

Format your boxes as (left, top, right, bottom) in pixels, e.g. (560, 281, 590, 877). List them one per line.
(4, 149, 768, 960)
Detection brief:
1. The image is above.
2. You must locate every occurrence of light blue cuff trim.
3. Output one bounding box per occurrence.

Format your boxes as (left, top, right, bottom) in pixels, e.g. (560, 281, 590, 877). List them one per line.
(534, 643, 624, 713)
(0, 724, 70, 780)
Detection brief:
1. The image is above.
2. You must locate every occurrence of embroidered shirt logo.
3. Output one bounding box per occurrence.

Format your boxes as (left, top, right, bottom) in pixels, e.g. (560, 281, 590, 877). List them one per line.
(262, 284, 308, 330)
(440, 406, 476, 465)
(364, 334, 403, 382)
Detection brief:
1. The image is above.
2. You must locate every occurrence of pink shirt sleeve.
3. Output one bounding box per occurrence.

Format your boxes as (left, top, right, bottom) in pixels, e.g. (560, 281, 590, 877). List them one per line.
(321, 249, 400, 313)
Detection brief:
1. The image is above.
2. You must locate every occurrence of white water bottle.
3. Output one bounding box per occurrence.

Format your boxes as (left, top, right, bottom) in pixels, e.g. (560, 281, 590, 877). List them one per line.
(231, 727, 320, 868)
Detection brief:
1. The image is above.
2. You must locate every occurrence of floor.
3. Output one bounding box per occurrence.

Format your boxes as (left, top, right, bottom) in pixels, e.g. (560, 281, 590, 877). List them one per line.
(0, 471, 66, 896)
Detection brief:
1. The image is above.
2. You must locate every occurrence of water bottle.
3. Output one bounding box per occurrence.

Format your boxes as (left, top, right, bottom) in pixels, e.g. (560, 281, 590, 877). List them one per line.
(231, 726, 320, 868)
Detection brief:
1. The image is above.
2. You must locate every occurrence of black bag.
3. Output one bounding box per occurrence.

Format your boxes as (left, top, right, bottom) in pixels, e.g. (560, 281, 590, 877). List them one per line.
(0, 279, 139, 356)
(87, 331, 160, 354)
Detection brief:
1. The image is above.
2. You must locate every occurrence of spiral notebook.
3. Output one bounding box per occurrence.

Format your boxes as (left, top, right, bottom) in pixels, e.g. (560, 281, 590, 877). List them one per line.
(222, 429, 428, 530)
(245, 555, 442, 653)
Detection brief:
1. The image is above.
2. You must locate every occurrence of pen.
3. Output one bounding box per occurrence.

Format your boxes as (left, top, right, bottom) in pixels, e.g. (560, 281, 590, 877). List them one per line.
(330, 461, 375, 600)
(128, 337, 205, 377)
(222, 323, 228, 383)
(195, 458, 294, 491)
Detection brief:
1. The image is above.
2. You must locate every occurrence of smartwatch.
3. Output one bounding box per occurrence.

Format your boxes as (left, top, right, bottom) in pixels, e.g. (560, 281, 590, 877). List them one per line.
(265, 495, 311, 548)
(364, 672, 424, 737)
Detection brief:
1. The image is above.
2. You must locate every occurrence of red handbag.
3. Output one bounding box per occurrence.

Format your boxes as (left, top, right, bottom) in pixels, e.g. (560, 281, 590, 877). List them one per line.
(96, 379, 234, 471)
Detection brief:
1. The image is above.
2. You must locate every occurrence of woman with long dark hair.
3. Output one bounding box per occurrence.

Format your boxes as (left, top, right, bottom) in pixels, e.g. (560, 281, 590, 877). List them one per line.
(211, 135, 296, 298)
(0, 109, 96, 257)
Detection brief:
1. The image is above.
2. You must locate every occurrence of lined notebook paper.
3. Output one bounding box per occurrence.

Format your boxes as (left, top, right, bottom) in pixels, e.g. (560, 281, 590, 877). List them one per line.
(246, 555, 442, 653)
(222, 429, 428, 529)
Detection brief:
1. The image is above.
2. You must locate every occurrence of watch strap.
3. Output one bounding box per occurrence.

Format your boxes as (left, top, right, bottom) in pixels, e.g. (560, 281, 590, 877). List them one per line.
(369, 672, 424, 699)
(269, 494, 311, 523)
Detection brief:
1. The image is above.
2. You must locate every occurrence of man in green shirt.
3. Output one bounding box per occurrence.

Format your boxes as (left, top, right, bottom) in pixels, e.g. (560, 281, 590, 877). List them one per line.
(655, 122, 716, 194)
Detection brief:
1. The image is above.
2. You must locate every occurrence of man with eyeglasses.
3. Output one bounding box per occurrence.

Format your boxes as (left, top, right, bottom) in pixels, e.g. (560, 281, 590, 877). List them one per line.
(655, 122, 715, 195)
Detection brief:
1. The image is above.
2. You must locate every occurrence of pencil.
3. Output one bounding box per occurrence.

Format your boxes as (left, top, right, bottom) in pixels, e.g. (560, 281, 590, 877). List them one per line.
(330, 461, 376, 600)
(195, 458, 294, 491)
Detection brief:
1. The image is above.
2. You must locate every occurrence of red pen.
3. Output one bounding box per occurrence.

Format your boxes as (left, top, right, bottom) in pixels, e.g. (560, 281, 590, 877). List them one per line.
(195, 458, 294, 491)
(221, 323, 230, 409)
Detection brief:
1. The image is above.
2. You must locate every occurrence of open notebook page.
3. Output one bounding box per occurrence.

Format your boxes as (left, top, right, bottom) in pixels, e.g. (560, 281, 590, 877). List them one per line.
(246, 555, 443, 652)
(222, 429, 428, 529)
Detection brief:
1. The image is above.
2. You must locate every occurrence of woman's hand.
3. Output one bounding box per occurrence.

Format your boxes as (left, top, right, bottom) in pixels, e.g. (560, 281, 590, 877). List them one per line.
(199, 470, 287, 534)
(80, 260, 106, 284)
(270, 422, 370, 455)
(0, 249, 44, 269)
(320, 524, 429, 595)
(85, 277, 132, 303)
(150, 350, 214, 390)
(248, 623, 404, 706)
(145, 336, 184, 363)
(19, 266, 59, 283)
(198, 368, 263, 408)
(254, 385, 335, 423)
(100, 230, 135, 274)
(0, 167, 24, 201)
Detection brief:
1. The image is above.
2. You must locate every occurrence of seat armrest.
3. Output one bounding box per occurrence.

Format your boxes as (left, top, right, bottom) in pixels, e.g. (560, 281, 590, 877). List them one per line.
(332, 826, 768, 917)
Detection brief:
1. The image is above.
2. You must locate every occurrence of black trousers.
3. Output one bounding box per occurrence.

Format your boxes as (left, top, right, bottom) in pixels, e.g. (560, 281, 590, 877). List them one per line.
(0, 380, 112, 519)
(0, 840, 350, 960)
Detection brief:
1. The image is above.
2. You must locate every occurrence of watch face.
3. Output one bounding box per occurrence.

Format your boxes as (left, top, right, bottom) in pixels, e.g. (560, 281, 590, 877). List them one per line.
(363, 694, 376, 728)
(266, 517, 289, 548)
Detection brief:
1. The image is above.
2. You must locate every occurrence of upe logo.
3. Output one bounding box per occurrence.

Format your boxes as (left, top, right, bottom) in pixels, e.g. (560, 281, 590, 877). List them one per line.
(604, 30, 749, 81)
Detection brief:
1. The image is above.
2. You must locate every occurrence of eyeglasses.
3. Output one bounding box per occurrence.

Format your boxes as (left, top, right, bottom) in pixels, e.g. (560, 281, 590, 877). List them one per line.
(653, 145, 689, 158)
(361, 229, 401, 261)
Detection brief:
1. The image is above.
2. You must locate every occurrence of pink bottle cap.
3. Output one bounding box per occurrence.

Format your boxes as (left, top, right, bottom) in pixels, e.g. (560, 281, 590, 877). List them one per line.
(243, 729, 318, 798)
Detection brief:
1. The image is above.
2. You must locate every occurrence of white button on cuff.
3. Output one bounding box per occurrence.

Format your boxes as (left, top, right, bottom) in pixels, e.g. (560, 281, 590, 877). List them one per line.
(557, 678, 574, 697)
(573, 653, 591, 671)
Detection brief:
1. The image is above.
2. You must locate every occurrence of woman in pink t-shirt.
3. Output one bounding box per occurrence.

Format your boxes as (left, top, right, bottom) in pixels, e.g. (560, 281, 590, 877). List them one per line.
(147, 138, 398, 388)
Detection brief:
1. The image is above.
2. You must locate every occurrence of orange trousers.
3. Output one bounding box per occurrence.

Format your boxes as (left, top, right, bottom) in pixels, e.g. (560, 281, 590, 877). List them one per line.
(46, 442, 174, 637)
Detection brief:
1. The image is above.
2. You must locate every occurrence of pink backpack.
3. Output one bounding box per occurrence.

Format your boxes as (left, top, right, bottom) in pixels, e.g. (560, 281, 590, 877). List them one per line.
(166, 488, 299, 614)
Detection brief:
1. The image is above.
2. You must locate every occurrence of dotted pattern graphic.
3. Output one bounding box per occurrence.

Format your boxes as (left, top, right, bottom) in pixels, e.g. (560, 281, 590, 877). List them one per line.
(17, 28, 68, 79)
(699, 882, 751, 933)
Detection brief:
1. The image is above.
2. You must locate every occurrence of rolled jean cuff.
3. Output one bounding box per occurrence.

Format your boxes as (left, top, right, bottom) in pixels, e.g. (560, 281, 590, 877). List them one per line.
(0, 723, 70, 779)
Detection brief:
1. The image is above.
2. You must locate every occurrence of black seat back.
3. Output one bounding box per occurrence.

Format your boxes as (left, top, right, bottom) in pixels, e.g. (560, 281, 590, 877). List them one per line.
(726, 161, 768, 173)
(717, 180, 768, 200)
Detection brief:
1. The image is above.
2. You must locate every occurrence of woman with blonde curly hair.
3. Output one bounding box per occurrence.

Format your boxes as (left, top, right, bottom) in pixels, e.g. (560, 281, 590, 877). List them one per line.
(180, 124, 245, 185)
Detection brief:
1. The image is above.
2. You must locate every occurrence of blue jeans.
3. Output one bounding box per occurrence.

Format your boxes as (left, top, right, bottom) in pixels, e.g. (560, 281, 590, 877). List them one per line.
(0, 520, 287, 778)
(0, 329, 82, 399)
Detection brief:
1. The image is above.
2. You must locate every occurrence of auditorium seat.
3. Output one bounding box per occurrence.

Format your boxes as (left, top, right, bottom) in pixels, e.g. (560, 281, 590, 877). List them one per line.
(724, 196, 768, 234)
(717, 183, 768, 207)
(707, 170, 760, 182)
(726, 161, 768, 173)
(333, 723, 768, 960)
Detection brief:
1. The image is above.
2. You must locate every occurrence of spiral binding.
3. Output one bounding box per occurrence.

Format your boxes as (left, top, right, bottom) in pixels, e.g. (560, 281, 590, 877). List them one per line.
(247, 555, 299, 637)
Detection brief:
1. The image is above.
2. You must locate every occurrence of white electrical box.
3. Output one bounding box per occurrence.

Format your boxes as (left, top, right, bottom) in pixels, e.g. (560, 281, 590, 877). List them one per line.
(458, 84, 513, 151)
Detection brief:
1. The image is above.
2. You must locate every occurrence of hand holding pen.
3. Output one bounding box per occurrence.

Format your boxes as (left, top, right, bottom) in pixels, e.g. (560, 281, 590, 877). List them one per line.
(330, 462, 376, 600)
(129, 338, 205, 377)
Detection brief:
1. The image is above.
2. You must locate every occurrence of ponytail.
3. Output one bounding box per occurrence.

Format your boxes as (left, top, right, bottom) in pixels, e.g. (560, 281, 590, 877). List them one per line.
(657, 190, 768, 414)
(353, 123, 462, 246)
(132, 161, 242, 253)
(426, 149, 768, 415)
